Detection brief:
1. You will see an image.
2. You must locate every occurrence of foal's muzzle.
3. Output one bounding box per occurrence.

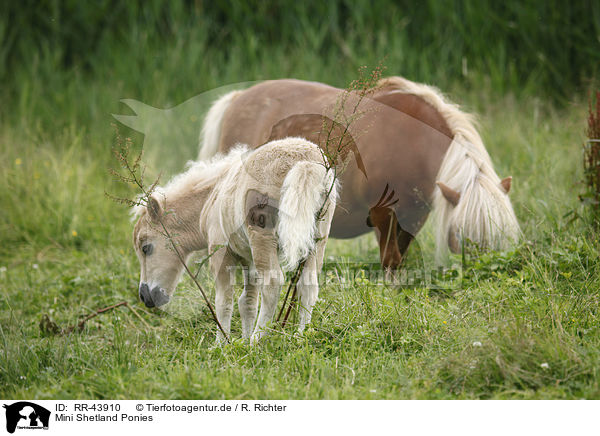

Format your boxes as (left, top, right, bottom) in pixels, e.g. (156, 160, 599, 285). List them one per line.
(139, 283, 170, 308)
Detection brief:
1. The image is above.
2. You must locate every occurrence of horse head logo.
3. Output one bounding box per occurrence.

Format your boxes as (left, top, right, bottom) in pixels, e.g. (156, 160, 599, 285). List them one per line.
(113, 97, 205, 168)
(3, 402, 51, 433)
(112, 82, 259, 172)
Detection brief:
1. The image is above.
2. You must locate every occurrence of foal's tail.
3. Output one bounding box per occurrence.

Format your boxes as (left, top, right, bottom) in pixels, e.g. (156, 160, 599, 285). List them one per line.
(198, 90, 243, 160)
(278, 162, 338, 271)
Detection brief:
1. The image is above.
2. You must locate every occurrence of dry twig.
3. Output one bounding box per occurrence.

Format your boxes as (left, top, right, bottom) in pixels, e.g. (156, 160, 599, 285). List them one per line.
(40, 301, 128, 336)
(277, 64, 385, 327)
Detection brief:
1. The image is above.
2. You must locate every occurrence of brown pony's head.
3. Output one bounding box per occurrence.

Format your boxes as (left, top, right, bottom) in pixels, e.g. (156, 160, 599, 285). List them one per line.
(436, 175, 515, 254)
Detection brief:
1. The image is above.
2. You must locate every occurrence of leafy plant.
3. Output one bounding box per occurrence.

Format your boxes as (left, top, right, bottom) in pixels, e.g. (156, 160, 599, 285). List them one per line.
(582, 91, 600, 222)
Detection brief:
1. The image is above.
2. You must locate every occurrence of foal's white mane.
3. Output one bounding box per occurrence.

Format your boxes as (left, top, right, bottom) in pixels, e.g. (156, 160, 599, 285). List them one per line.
(131, 145, 248, 219)
(164, 145, 248, 197)
(379, 77, 520, 259)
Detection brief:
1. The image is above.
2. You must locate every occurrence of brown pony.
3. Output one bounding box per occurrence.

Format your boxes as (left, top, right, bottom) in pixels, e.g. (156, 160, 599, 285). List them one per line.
(198, 77, 520, 268)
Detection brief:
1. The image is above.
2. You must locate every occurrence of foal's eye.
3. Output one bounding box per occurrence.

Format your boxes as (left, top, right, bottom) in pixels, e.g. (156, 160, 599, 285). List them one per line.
(142, 244, 153, 255)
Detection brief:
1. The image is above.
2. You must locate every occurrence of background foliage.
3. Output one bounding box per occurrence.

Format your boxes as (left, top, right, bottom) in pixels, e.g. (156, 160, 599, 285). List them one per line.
(2, 0, 599, 101)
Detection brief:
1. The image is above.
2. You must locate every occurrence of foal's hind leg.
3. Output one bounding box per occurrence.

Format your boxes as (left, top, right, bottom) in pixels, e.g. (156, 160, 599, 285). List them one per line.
(297, 252, 319, 333)
(247, 228, 283, 344)
(297, 207, 333, 333)
(238, 265, 258, 340)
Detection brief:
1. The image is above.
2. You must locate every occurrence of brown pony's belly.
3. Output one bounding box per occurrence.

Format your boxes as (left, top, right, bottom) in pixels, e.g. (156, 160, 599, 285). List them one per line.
(330, 205, 370, 238)
(215, 79, 453, 263)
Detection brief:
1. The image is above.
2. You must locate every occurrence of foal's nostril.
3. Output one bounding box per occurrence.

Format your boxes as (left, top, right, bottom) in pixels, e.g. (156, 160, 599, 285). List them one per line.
(139, 283, 155, 308)
(150, 286, 170, 307)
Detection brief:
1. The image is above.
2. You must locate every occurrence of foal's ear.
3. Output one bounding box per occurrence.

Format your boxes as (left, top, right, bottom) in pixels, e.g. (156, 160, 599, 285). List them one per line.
(500, 176, 512, 194)
(147, 196, 163, 222)
(436, 181, 460, 207)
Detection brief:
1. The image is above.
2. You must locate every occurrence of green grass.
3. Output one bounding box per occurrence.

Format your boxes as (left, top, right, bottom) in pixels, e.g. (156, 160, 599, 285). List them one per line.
(1, 92, 599, 399)
(1, 1, 599, 399)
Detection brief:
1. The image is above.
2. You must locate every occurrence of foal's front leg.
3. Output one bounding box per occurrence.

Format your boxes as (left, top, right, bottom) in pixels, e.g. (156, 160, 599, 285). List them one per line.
(210, 246, 238, 344)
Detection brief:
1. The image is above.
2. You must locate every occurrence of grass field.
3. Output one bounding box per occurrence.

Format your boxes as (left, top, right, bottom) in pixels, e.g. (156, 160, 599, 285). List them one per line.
(1, 2, 599, 399)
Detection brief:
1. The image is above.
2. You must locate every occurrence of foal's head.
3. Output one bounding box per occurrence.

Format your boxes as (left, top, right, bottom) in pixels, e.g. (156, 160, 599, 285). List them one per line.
(132, 196, 186, 308)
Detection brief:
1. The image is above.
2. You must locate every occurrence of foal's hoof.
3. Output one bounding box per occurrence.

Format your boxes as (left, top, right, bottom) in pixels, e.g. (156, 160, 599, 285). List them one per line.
(213, 334, 229, 348)
(250, 331, 266, 345)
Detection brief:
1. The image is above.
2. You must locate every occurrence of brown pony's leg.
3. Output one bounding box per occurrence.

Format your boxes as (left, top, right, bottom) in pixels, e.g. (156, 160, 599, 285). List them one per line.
(377, 213, 403, 270)
(369, 210, 416, 271)
(396, 225, 414, 259)
(367, 184, 406, 270)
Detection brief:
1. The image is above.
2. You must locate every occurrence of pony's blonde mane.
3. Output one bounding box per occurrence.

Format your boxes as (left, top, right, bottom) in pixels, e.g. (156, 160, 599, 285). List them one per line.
(378, 76, 520, 259)
(131, 145, 249, 219)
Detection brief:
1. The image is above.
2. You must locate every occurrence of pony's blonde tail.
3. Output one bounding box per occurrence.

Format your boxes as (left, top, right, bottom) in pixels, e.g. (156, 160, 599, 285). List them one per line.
(277, 162, 338, 271)
(199, 90, 243, 160)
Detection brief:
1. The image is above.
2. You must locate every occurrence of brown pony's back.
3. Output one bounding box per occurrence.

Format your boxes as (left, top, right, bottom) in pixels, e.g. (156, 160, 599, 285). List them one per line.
(200, 77, 519, 267)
